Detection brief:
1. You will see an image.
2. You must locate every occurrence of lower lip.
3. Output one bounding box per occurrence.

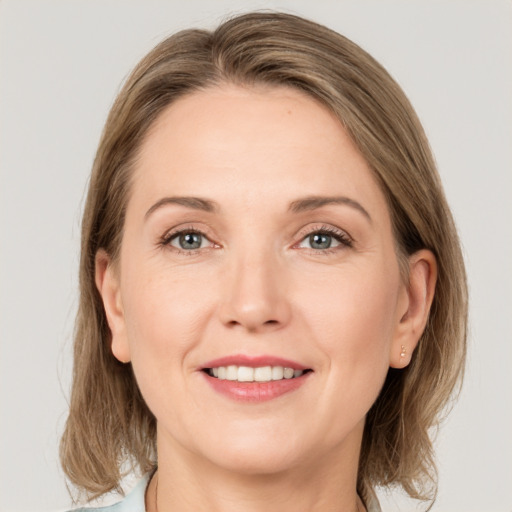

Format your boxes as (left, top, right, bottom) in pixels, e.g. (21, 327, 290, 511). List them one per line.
(202, 372, 311, 402)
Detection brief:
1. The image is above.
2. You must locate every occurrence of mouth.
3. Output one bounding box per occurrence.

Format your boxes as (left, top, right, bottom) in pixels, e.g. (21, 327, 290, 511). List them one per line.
(200, 355, 313, 402)
(202, 365, 312, 382)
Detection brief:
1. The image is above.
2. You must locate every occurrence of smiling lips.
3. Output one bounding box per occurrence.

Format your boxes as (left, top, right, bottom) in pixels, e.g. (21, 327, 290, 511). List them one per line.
(201, 355, 312, 402)
(208, 365, 306, 382)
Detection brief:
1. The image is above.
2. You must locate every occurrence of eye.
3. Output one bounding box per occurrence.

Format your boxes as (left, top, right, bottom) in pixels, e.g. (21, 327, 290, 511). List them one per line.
(305, 233, 337, 250)
(297, 227, 352, 251)
(168, 230, 211, 251)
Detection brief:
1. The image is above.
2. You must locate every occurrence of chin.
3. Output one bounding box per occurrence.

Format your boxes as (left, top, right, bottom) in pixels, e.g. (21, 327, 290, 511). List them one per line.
(211, 449, 302, 476)
(195, 427, 312, 476)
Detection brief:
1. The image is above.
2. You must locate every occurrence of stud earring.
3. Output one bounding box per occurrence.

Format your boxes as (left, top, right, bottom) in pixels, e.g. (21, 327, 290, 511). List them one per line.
(400, 345, 407, 358)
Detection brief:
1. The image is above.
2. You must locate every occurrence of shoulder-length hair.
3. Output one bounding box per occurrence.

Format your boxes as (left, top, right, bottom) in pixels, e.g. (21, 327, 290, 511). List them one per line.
(60, 11, 467, 505)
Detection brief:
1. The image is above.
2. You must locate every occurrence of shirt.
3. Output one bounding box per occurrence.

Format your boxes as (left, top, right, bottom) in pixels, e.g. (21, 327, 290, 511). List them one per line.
(70, 473, 382, 512)
(70, 474, 150, 512)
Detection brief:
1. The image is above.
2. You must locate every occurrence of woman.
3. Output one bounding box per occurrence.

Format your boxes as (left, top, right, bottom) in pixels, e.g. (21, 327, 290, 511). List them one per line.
(60, 12, 467, 512)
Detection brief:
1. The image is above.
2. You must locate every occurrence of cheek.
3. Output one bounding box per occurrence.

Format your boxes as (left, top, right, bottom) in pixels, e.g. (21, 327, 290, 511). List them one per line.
(123, 262, 213, 346)
(119, 263, 216, 414)
(306, 260, 398, 335)
(301, 261, 400, 391)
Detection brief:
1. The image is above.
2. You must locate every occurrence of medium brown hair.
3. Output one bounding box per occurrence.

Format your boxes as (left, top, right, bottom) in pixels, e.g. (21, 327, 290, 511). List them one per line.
(60, 11, 467, 505)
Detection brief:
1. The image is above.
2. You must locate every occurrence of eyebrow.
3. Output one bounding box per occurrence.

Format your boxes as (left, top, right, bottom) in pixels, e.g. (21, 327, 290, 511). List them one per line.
(288, 196, 372, 222)
(145, 196, 219, 219)
(144, 194, 371, 222)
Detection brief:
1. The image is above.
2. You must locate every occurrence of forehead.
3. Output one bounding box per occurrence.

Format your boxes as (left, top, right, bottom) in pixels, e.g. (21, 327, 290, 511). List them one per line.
(130, 84, 388, 220)
(140, 84, 347, 162)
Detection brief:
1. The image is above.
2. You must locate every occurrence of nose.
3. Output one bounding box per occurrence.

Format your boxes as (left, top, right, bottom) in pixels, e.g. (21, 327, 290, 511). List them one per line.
(218, 249, 292, 333)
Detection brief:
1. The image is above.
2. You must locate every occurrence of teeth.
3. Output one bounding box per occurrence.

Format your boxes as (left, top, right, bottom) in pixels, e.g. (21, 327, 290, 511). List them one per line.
(209, 365, 305, 382)
(254, 366, 272, 382)
(237, 366, 254, 382)
(283, 367, 295, 379)
(271, 366, 284, 380)
(226, 365, 238, 381)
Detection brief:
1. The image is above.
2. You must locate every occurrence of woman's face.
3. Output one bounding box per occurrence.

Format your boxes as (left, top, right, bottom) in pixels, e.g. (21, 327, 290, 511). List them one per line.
(99, 85, 414, 475)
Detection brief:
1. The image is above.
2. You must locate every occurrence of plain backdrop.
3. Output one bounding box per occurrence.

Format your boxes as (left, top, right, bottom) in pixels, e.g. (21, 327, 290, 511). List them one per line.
(1, 1, 511, 511)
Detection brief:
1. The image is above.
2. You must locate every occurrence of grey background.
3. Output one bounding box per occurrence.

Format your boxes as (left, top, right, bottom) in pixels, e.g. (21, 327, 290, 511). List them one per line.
(1, 1, 511, 511)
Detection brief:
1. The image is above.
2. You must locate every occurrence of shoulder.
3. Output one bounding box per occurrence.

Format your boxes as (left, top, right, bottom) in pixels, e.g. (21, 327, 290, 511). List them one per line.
(366, 494, 382, 512)
(68, 474, 150, 512)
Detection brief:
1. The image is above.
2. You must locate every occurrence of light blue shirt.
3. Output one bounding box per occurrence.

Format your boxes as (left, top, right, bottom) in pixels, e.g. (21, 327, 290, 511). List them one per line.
(70, 472, 381, 511)
(71, 474, 150, 512)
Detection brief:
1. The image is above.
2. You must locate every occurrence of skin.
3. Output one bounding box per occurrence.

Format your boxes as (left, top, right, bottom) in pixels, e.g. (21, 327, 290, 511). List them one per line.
(96, 84, 437, 512)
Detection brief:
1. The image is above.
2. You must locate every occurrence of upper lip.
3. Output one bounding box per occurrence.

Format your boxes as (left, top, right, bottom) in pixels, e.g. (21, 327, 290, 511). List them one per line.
(201, 354, 309, 371)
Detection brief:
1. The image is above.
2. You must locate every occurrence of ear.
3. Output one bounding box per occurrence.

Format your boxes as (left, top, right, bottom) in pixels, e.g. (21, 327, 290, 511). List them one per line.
(389, 249, 437, 369)
(95, 249, 131, 363)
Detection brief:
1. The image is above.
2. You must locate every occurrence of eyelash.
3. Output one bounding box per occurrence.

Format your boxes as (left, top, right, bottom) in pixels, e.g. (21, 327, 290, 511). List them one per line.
(295, 225, 353, 254)
(159, 227, 216, 256)
(159, 224, 353, 255)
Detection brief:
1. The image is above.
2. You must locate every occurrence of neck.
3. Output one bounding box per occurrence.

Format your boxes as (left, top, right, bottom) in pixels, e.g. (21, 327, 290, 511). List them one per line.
(146, 424, 365, 512)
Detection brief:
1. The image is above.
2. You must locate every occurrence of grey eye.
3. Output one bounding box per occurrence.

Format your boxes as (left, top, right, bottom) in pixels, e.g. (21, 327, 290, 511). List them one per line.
(309, 233, 333, 249)
(298, 230, 347, 251)
(171, 232, 204, 250)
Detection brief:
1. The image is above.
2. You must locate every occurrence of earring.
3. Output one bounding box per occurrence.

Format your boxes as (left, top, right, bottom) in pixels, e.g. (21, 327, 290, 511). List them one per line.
(400, 345, 407, 358)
